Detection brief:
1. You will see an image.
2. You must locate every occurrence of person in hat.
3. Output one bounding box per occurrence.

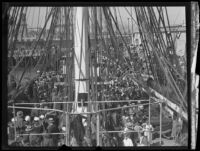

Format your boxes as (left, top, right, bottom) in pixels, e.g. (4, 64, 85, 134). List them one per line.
(123, 128, 133, 146)
(22, 125, 33, 146)
(24, 115, 31, 126)
(15, 111, 24, 134)
(133, 122, 143, 144)
(139, 123, 148, 146)
(36, 70, 40, 77)
(144, 120, 154, 145)
(58, 126, 66, 146)
(8, 120, 15, 141)
(29, 117, 43, 147)
(111, 136, 118, 147)
(43, 117, 59, 146)
(125, 117, 134, 130)
(39, 114, 47, 132)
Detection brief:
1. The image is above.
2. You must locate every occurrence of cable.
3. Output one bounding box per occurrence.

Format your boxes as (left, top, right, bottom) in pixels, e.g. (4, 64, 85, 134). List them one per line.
(10, 8, 55, 95)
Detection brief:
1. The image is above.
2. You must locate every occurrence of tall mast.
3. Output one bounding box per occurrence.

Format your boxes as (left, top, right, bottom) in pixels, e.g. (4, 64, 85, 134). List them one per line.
(97, 7, 102, 76)
(74, 7, 89, 112)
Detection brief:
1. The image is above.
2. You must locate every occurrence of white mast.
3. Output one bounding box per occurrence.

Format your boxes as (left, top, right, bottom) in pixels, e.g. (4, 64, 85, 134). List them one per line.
(74, 7, 89, 112)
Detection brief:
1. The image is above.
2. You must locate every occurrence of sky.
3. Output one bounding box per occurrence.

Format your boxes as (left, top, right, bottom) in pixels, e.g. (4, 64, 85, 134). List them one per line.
(20, 7, 185, 30)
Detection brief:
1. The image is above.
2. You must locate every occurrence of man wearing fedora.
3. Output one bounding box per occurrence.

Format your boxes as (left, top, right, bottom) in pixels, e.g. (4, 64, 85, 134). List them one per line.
(43, 117, 59, 146)
(29, 117, 43, 146)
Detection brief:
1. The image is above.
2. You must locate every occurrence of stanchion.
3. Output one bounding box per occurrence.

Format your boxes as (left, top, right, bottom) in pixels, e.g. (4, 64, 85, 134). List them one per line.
(149, 98, 151, 124)
(12, 103, 17, 141)
(65, 112, 70, 146)
(160, 102, 162, 145)
(96, 112, 100, 146)
(148, 99, 151, 146)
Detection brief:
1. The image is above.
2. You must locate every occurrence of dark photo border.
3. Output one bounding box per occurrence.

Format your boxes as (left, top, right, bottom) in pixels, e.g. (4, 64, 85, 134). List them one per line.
(1, 1, 195, 150)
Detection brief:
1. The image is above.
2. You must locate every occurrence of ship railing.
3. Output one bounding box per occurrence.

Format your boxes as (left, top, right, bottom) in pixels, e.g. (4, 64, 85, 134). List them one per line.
(8, 97, 163, 146)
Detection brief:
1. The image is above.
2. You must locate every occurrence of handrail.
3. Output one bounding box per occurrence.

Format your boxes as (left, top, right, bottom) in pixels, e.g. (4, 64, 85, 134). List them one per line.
(9, 98, 159, 115)
(8, 106, 64, 113)
(96, 101, 159, 113)
(14, 99, 150, 105)
(16, 132, 67, 136)
(150, 88, 188, 121)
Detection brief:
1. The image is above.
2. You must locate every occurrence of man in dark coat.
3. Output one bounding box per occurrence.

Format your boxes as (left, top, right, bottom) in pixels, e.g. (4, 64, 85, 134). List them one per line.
(70, 115, 85, 146)
(43, 117, 59, 146)
(22, 125, 33, 146)
(29, 117, 43, 147)
(8, 121, 15, 141)
(15, 111, 25, 134)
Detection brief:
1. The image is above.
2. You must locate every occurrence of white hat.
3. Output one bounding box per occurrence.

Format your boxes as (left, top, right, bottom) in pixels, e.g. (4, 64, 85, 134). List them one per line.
(11, 118, 15, 122)
(123, 127, 129, 134)
(139, 105, 144, 109)
(25, 125, 32, 131)
(34, 117, 39, 121)
(25, 116, 31, 121)
(48, 118, 54, 121)
(62, 127, 66, 131)
(142, 123, 147, 127)
(39, 115, 45, 119)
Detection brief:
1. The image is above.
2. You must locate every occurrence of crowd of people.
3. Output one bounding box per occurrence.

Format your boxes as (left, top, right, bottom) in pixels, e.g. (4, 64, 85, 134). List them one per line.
(7, 42, 183, 147)
(7, 68, 160, 147)
(99, 103, 155, 146)
(7, 101, 156, 147)
(8, 70, 68, 146)
(99, 43, 147, 82)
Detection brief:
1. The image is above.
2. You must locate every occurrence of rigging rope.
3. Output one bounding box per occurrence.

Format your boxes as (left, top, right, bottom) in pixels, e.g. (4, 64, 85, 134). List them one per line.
(10, 8, 55, 96)
(34, 8, 58, 72)
(134, 8, 151, 77)
(135, 7, 187, 113)
(9, 7, 24, 64)
(37, 7, 41, 32)
(106, 8, 131, 65)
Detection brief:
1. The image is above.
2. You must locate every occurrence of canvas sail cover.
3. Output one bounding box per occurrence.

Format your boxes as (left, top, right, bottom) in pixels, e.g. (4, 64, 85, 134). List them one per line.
(74, 7, 89, 104)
